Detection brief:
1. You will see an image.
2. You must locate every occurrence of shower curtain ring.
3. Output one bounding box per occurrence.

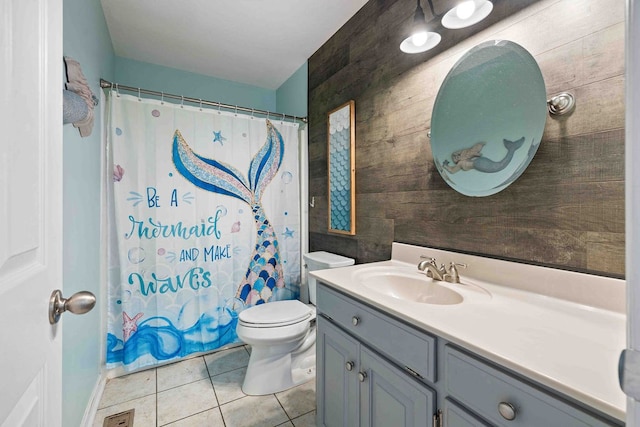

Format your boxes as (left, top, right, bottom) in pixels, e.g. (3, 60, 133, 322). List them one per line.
(181, 96, 184, 109)
(234, 105, 238, 116)
(116, 83, 120, 98)
(267, 111, 270, 120)
(293, 115, 297, 123)
(161, 92, 164, 105)
(137, 88, 141, 101)
(199, 99, 203, 111)
(218, 102, 221, 114)
(281, 113, 285, 124)
(251, 108, 254, 119)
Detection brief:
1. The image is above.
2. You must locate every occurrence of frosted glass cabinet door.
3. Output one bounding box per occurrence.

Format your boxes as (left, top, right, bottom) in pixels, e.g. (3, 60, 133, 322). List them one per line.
(359, 347, 435, 427)
(317, 316, 359, 427)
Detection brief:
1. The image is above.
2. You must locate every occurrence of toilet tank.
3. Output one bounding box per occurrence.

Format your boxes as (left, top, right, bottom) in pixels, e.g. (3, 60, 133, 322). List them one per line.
(303, 251, 354, 305)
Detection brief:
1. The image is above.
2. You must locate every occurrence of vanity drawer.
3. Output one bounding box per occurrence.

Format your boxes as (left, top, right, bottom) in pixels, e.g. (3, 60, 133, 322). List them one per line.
(444, 345, 616, 427)
(317, 283, 436, 382)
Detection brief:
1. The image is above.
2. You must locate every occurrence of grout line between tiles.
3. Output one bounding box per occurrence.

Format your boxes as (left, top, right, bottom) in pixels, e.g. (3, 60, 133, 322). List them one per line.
(291, 408, 316, 425)
(156, 406, 223, 427)
(156, 364, 213, 394)
(204, 356, 228, 427)
(274, 392, 293, 422)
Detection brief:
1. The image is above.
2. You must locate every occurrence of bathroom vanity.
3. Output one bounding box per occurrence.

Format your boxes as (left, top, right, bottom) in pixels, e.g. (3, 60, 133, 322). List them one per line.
(312, 243, 626, 427)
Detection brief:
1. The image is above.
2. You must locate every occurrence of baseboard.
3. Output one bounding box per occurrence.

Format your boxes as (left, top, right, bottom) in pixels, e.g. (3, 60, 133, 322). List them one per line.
(81, 373, 107, 427)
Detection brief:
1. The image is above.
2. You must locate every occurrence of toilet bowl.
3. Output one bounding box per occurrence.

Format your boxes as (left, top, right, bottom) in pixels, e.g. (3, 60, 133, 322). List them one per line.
(236, 251, 354, 395)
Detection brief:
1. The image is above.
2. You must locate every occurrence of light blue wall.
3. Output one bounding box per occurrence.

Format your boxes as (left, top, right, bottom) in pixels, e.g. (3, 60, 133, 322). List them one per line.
(62, 0, 114, 425)
(115, 57, 277, 111)
(276, 62, 308, 117)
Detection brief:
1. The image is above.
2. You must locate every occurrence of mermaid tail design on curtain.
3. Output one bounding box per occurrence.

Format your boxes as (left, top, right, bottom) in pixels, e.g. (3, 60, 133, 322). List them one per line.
(173, 120, 286, 306)
(106, 93, 301, 371)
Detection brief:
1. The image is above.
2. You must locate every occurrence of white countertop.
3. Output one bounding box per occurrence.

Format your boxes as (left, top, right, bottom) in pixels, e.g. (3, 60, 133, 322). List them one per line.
(311, 255, 626, 421)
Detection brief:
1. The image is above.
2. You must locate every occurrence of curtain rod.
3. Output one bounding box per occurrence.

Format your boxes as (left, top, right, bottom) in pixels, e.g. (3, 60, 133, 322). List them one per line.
(99, 78, 308, 123)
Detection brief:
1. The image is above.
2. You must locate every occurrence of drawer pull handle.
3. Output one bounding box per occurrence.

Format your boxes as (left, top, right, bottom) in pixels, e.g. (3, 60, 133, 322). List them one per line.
(358, 371, 367, 382)
(345, 361, 354, 371)
(352, 316, 360, 326)
(498, 402, 517, 421)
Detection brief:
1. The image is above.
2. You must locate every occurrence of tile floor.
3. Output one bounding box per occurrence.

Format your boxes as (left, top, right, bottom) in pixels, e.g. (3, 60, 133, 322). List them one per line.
(93, 346, 317, 427)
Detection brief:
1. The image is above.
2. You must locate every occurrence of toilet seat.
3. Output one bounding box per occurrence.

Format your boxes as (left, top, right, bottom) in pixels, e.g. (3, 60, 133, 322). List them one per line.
(239, 300, 313, 328)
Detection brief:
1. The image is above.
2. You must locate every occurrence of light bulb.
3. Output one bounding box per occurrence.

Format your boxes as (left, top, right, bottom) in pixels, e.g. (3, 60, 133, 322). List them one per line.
(411, 31, 428, 47)
(456, 1, 476, 20)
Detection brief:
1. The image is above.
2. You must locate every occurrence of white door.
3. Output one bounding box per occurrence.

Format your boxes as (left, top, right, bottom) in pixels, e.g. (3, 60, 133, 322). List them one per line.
(0, 0, 63, 425)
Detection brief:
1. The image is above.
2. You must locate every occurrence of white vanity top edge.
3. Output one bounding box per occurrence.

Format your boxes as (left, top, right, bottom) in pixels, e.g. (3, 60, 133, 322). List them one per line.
(310, 242, 627, 421)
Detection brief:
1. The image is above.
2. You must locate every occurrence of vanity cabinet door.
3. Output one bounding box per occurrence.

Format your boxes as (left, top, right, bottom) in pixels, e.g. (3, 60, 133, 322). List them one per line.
(443, 398, 491, 427)
(317, 315, 359, 427)
(359, 346, 435, 427)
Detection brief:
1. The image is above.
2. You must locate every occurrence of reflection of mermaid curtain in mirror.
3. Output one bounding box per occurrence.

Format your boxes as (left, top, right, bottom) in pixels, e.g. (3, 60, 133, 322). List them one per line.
(105, 93, 301, 371)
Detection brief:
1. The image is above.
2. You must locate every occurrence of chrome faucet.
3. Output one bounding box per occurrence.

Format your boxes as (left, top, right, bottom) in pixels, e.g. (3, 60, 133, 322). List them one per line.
(418, 257, 467, 283)
(417, 257, 445, 281)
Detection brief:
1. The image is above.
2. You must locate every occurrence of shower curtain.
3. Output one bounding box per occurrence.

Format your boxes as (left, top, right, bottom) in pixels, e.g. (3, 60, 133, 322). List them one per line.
(105, 92, 301, 371)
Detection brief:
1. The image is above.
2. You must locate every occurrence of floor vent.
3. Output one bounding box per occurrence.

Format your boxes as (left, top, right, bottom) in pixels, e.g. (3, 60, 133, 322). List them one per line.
(103, 409, 135, 427)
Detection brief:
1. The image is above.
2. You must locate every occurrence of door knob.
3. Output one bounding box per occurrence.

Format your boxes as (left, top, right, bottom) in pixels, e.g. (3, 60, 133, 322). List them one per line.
(358, 371, 367, 382)
(49, 289, 96, 324)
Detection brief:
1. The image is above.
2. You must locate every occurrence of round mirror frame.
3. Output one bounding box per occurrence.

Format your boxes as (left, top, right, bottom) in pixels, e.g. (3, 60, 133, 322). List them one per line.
(430, 40, 547, 197)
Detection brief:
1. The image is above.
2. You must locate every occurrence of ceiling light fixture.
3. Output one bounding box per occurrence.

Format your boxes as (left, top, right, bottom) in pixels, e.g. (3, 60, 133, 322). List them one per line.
(400, 0, 441, 54)
(400, 0, 493, 54)
(442, 0, 494, 30)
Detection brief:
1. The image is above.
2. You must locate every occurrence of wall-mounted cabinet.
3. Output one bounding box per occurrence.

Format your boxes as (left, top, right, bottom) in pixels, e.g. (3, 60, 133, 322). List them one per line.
(316, 283, 622, 427)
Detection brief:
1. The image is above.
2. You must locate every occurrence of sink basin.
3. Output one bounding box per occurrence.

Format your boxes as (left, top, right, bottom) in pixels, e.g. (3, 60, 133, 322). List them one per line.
(354, 268, 463, 305)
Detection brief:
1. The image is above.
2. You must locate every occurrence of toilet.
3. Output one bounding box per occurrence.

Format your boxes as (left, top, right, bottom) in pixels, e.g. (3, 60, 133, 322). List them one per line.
(236, 251, 355, 395)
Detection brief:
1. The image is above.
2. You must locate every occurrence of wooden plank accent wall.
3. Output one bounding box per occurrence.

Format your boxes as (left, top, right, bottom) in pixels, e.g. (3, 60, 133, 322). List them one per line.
(308, 0, 625, 277)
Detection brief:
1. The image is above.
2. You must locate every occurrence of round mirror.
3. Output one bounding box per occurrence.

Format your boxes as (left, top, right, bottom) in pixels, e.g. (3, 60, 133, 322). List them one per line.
(430, 40, 547, 197)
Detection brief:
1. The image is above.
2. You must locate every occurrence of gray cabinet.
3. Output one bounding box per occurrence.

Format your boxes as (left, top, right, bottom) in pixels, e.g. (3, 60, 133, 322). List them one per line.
(316, 283, 622, 427)
(316, 316, 358, 427)
(360, 346, 434, 427)
(316, 288, 436, 427)
(317, 281, 436, 381)
(443, 398, 491, 427)
(444, 346, 617, 427)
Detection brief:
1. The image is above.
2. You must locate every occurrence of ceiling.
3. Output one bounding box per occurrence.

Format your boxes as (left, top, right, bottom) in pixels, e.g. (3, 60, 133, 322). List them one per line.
(101, 0, 369, 90)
